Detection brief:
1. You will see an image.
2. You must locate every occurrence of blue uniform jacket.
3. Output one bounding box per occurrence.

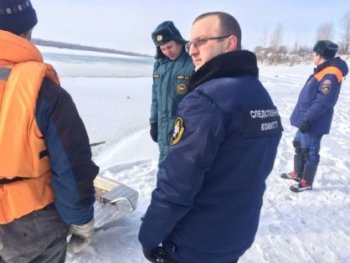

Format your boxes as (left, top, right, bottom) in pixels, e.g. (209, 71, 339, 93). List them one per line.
(290, 57, 348, 135)
(150, 50, 194, 164)
(140, 51, 283, 263)
(36, 78, 99, 225)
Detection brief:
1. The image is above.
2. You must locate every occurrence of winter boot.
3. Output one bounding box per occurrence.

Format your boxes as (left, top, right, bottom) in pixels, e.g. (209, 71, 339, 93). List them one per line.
(302, 165, 317, 186)
(290, 179, 312, 192)
(281, 154, 304, 181)
(281, 171, 300, 181)
(290, 165, 317, 193)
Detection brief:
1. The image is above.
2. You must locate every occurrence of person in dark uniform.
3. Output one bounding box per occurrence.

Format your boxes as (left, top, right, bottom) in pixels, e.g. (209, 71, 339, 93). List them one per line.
(281, 40, 348, 192)
(139, 12, 282, 263)
(149, 21, 194, 166)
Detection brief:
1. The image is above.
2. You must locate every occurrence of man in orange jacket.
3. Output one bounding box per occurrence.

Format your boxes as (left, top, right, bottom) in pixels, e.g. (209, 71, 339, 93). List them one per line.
(0, 0, 99, 262)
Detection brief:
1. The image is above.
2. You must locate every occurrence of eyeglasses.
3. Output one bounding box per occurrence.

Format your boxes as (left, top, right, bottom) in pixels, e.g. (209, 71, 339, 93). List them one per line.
(185, 35, 231, 53)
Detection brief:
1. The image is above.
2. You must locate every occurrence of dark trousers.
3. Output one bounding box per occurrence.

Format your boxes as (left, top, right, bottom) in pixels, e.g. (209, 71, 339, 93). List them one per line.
(0, 203, 68, 263)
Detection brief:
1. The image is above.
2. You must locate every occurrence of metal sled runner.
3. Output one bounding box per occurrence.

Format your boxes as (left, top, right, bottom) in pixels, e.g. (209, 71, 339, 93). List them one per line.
(93, 175, 139, 228)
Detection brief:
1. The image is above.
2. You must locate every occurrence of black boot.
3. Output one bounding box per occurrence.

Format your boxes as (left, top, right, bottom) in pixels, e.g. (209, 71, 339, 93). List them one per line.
(294, 154, 304, 178)
(302, 165, 317, 186)
(281, 154, 304, 181)
(290, 165, 317, 193)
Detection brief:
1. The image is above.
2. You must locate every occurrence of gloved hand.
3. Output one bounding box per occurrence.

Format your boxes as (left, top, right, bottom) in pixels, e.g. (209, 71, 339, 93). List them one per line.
(142, 246, 156, 263)
(299, 121, 310, 133)
(68, 218, 94, 253)
(150, 123, 158, 142)
(143, 246, 176, 263)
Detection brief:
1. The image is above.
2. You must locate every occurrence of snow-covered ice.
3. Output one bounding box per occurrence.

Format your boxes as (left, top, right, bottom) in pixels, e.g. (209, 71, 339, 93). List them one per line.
(40, 47, 350, 263)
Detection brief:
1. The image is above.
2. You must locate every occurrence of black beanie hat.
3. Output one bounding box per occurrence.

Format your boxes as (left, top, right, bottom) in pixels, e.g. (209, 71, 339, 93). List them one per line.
(313, 40, 338, 59)
(0, 0, 37, 35)
(151, 21, 186, 46)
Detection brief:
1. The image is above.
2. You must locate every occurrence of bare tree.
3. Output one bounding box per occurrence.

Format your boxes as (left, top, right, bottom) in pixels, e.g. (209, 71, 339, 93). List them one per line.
(339, 10, 350, 54)
(315, 22, 335, 41)
(262, 27, 268, 48)
(270, 23, 283, 51)
(292, 41, 299, 54)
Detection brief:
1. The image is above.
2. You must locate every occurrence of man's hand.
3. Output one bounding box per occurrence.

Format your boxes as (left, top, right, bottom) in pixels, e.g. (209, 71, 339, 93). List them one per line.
(68, 218, 94, 253)
(142, 246, 177, 262)
(150, 123, 158, 142)
(299, 121, 310, 133)
(142, 246, 156, 262)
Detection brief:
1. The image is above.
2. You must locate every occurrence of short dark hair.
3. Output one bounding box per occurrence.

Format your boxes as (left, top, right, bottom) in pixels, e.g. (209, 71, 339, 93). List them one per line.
(193, 12, 242, 50)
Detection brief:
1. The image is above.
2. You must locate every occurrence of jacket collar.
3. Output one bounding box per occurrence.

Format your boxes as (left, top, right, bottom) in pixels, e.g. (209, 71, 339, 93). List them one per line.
(188, 50, 259, 91)
(0, 30, 42, 65)
(314, 57, 349, 78)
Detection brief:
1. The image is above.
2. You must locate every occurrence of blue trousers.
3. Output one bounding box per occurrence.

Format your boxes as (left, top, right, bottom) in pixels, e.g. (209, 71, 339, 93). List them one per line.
(294, 130, 323, 166)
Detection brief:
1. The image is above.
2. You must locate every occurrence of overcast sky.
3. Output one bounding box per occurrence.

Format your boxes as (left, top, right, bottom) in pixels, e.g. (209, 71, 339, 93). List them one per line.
(32, 0, 349, 55)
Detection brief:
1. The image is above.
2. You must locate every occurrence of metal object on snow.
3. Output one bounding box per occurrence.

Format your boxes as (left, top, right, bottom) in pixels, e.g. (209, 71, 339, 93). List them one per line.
(93, 176, 139, 228)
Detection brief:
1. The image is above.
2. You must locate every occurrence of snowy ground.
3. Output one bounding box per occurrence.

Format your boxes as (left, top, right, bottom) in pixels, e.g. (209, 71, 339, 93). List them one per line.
(41, 48, 350, 263)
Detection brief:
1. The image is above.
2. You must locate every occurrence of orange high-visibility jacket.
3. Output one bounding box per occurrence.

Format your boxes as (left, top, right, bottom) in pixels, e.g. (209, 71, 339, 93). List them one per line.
(0, 30, 60, 224)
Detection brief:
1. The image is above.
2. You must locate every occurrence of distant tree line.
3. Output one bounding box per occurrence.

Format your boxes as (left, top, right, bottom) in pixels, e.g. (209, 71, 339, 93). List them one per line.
(32, 38, 152, 58)
(32, 9, 350, 66)
(253, 9, 350, 65)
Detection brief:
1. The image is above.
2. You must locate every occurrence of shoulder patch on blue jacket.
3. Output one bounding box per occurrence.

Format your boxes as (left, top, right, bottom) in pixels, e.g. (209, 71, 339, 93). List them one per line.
(321, 79, 331, 94)
(170, 117, 185, 145)
(241, 106, 282, 138)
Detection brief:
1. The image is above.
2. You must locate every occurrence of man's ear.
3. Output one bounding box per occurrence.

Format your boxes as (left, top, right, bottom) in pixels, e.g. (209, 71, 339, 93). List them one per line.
(226, 35, 237, 52)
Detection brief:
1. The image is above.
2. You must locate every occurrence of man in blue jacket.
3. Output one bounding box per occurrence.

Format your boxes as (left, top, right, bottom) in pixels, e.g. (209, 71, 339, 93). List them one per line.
(139, 12, 282, 263)
(149, 21, 194, 166)
(281, 40, 348, 192)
